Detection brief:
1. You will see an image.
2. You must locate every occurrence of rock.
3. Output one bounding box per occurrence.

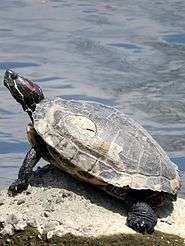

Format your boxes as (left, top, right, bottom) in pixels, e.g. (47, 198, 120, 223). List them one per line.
(43, 212, 50, 218)
(25, 185, 33, 195)
(6, 214, 18, 225)
(37, 225, 44, 235)
(61, 191, 72, 199)
(1, 224, 14, 236)
(27, 217, 37, 227)
(0, 167, 184, 239)
(14, 221, 27, 231)
(0, 197, 5, 206)
(6, 238, 11, 243)
(17, 198, 25, 205)
(44, 203, 55, 212)
(44, 221, 60, 232)
(47, 230, 54, 239)
(55, 196, 64, 204)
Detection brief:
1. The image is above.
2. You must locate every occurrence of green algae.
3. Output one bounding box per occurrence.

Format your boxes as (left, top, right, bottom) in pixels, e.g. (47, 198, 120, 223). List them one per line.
(0, 227, 184, 246)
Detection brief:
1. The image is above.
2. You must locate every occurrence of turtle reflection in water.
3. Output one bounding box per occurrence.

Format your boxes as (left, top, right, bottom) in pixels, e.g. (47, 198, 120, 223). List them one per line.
(4, 70, 181, 234)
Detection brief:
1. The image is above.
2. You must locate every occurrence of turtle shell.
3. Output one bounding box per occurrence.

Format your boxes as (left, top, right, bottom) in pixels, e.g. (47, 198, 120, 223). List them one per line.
(33, 98, 181, 195)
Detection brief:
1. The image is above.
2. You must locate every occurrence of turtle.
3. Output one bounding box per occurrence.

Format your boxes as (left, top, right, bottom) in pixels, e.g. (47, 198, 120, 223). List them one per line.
(4, 69, 181, 234)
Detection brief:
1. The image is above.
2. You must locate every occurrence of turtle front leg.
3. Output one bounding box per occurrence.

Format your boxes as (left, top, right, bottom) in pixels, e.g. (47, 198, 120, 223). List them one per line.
(127, 202, 157, 234)
(8, 146, 41, 196)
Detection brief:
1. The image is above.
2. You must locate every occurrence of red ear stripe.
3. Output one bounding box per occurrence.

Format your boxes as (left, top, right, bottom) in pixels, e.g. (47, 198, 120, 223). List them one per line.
(21, 79, 36, 92)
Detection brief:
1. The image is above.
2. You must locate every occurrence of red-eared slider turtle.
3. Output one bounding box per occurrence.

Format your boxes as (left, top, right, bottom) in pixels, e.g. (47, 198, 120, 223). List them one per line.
(4, 70, 181, 234)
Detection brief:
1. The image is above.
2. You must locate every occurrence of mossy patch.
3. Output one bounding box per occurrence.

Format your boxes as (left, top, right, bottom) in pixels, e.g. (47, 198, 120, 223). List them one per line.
(0, 227, 184, 246)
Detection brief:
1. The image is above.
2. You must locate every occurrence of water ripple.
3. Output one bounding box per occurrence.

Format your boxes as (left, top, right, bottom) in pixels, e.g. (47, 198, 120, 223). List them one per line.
(0, 62, 40, 70)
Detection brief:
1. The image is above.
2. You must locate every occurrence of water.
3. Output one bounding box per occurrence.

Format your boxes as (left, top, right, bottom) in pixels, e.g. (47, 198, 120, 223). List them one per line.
(0, 0, 185, 197)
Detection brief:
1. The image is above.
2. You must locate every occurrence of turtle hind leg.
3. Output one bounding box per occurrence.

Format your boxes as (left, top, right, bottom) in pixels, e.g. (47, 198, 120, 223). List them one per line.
(127, 202, 157, 234)
(8, 146, 41, 196)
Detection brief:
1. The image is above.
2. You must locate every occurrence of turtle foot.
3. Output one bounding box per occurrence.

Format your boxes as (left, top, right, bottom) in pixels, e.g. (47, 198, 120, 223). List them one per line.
(8, 179, 29, 196)
(127, 202, 157, 234)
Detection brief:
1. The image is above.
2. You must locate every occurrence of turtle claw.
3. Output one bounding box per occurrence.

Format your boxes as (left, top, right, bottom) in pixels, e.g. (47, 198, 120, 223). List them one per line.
(127, 217, 154, 234)
(8, 179, 29, 196)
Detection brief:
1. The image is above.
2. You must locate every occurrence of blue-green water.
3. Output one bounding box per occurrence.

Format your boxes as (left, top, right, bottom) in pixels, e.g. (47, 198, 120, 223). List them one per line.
(0, 0, 184, 198)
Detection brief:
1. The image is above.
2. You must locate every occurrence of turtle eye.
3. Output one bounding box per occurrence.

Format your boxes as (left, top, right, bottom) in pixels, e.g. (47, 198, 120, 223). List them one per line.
(10, 73, 18, 80)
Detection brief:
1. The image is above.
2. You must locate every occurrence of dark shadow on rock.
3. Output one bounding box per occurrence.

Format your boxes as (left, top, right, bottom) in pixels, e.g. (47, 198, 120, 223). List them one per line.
(29, 165, 174, 220)
(157, 198, 174, 219)
(30, 165, 128, 217)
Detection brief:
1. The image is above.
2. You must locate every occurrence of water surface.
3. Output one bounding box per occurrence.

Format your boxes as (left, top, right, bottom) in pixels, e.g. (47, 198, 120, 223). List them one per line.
(0, 0, 185, 197)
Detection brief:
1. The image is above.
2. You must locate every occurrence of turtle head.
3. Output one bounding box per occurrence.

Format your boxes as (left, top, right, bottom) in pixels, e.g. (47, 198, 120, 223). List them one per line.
(4, 70, 44, 115)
